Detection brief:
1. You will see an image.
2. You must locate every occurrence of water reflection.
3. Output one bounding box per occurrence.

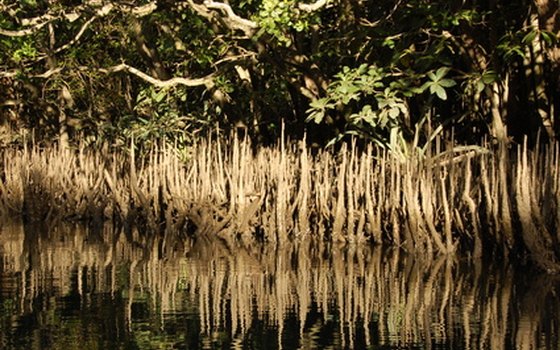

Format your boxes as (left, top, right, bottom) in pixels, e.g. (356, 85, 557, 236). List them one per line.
(0, 221, 558, 349)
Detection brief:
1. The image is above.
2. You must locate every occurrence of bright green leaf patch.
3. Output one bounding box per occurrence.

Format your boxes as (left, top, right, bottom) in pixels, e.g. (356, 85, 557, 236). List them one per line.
(421, 66, 456, 100)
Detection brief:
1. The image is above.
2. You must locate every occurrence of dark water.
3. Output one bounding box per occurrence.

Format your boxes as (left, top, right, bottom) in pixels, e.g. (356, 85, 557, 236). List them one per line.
(0, 221, 558, 350)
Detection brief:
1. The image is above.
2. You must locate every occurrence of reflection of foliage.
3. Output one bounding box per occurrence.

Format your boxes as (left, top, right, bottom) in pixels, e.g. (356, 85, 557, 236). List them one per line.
(0, 298, 16, 326)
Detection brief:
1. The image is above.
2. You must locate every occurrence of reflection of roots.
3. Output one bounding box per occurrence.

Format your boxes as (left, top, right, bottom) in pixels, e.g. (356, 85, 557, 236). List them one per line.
(515, 273, 560, 350)
(172, 239, 560, 350)
(1, 222, 560, 349)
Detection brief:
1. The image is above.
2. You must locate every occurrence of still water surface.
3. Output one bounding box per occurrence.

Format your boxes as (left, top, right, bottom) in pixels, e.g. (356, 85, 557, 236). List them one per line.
(0, 221, 558, 349)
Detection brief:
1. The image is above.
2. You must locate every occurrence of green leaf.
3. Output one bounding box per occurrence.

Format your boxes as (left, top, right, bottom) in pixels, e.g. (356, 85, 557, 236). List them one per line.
(434, 85, 447, 100)
(389, 108, 400, 119)
(419, 82, 431, 93)
(481, 70, 498, 84)
(326, 134, 344, 147)
(305, 107, 325, 123)
(476, 80, 485, 94)
(357, 64, 368, 74)
(438, 78, 456, 88)
(362, 104, 373, 114)
(522, 30, 538, 44)
(154, 89, 167, 103)
(21, 0, 37, 7)
(434, 67, 450, 80)
(540, 31, 555, 46)
(429, 84, 437, 95)
(382, 38, 395, 49)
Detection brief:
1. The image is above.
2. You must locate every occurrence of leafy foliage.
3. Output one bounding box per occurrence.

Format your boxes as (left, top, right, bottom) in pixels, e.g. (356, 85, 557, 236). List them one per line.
(421, 67, 456, 101)
(306, 63, 458, 150)
(253, 0, 318, 45)
(0, 0, 558, 150)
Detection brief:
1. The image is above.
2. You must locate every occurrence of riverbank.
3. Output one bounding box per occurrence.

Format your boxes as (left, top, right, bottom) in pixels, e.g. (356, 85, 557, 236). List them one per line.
(1, 137, 559, 271)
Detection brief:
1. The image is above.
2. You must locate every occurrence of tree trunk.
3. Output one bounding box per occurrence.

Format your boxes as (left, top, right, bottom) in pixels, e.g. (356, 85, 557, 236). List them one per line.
(131, 19, 170, 81)
(489, 81, 509, 143)
(47, 23, 70, 148)
(526, 10, 556, 140)
(534, 0, 560, 138)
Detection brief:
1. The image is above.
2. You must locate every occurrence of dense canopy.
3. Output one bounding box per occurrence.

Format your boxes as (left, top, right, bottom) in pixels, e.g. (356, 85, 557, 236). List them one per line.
(1, 0, 559, 150)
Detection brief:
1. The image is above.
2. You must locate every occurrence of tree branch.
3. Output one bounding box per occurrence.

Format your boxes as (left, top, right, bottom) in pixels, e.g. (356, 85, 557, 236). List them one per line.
(99, 63, 216, 88)
(298, 0, 329, 12)
(0, 71, 18, 78)
(0, 20, 52, 37)
(22, 8, 83, 26)
(54, 16, 98, 54)
(202, 0, 258, 36)
(126, 2, 158, 17)
(1, 63, 215, 89)
(0, 67, 63, 79)
(184, 0, 215, 23)
(359, 0, 404, 27)
(0, 2, 156, 38)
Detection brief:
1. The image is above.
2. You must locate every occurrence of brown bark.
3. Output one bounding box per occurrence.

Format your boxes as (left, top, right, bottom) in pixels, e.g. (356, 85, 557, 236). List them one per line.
(131, 18, 170, 81)
(489, 81, 509, 143)
(534, 0, 560, 41)
(534, 0, 560, 137)
(46, 23, 70, 148)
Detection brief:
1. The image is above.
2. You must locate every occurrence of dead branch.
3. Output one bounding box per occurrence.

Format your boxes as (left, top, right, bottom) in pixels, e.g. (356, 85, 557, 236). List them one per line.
(298, 0, 329, 12)
(126, 2, 158, 17)
(1, 63, 215, 88)
(0, 21, 52, 37)
(54, 16, 98, 54)
(202, 0, 258, 35)
(0, 67, 63, 79)
(0, 2, 156, 38)
(98, 63, 216, 88)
